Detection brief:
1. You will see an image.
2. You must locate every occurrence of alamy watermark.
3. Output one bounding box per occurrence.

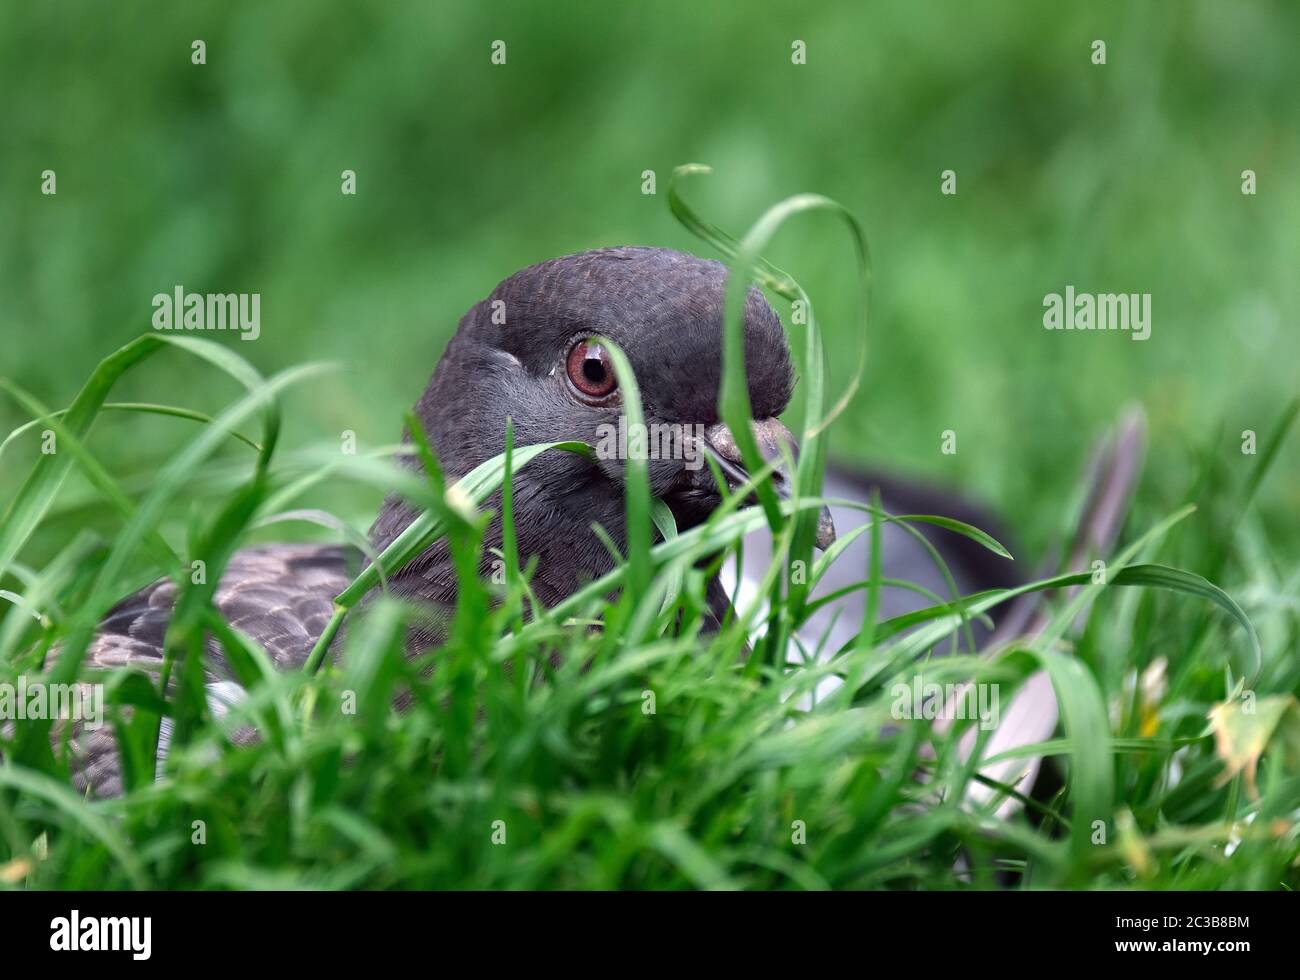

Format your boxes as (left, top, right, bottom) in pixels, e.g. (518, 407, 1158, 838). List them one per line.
(50, 910, 151, 960)
(0, 677, 103, 730)
(152, 286, 260, 340)
(1043, 286, 1150, 341)
(890, 675, 1000, 731)
(594, 417, 706, 471)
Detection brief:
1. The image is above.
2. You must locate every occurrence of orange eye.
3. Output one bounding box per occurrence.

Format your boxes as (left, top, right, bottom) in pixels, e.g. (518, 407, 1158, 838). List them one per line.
(565, 340, 618, 401)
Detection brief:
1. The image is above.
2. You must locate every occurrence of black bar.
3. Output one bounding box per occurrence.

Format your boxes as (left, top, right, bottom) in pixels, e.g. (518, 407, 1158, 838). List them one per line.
(0, 889, 1287, 966)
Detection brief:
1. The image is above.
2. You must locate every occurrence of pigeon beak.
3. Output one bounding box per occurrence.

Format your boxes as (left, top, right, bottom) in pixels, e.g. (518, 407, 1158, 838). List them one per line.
(702, 419, 837, 550)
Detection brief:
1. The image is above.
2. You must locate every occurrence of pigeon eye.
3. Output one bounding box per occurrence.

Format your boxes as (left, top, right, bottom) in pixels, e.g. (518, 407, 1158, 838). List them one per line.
(565, 340, 618, 401)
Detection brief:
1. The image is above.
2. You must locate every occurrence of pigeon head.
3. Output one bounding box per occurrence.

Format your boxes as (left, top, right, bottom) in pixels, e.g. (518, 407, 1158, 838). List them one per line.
(371, 246, 832, 609)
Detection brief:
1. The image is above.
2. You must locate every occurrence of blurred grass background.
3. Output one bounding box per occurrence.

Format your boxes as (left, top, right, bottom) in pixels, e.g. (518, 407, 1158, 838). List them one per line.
(2, 0, 1297, 561)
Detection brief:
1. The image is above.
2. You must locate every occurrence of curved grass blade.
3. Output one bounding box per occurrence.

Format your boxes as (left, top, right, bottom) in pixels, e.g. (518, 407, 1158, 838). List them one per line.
(592, 338, 651, 603)
(1029, 647, 1112, 873)
(671, 165, 872, 669)
(0, 334, 278, 588)
(0, 380, 180, 573)
(0, 402, 260, 463)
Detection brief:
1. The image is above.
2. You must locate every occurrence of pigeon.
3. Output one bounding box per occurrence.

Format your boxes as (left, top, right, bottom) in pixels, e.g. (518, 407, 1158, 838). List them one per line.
(41, 246, 1136, 807)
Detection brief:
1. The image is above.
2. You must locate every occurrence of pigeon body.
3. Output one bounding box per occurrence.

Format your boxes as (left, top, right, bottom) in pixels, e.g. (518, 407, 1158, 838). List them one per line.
(45, 245, 1125, 807)
(48, 545, 353, 797)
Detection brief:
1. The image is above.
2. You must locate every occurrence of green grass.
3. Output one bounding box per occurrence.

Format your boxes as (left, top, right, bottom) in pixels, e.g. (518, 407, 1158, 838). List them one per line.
(1, 175, 1297, 890)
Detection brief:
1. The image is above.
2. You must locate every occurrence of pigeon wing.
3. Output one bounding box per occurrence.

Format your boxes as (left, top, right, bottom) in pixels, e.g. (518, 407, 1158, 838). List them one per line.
(58, 543, 354, 797)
